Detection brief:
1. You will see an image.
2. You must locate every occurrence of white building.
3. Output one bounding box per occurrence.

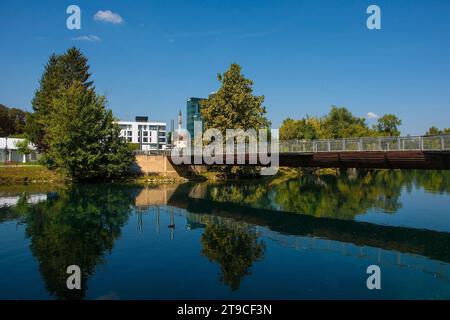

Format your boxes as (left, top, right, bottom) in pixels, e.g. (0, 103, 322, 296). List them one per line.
(0, 138, 39, 163)
(118, 117, 167, 151)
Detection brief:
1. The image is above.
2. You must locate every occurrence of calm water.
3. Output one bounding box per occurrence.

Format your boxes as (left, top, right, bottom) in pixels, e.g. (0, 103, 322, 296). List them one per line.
(0, 170, 449, 300)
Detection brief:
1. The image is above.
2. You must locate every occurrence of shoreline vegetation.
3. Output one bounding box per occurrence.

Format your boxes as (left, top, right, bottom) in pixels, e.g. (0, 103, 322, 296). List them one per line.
(0, 163, 341, 186)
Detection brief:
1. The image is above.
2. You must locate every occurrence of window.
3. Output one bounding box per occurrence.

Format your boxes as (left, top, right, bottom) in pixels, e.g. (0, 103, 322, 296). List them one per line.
(143, 137, 148, 143)
(127, 131, 132, 136)
(143, 131, 148, 136)
(127, 137, 132, 142)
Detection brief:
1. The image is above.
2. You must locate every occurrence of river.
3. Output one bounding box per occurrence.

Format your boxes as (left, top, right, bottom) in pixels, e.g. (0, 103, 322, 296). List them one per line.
(0, 169, 449, 299)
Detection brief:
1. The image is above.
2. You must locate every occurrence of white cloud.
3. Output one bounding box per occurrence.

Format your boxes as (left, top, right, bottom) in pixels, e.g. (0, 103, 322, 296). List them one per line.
(367, 112, 379, 119)
(72, 35, 101, 42)
(94, 10, 124, 24)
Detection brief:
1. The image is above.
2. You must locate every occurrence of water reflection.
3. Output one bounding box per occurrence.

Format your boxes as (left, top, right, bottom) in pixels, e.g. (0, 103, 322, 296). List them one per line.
(0, 169, 449, 299)
(1, 185, 137, 299)
(200, 219, 265, 291)
(190, 170, 450, 219)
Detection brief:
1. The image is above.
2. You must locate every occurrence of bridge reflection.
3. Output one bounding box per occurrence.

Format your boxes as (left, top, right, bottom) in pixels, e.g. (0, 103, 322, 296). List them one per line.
(132, 183, 450, 270)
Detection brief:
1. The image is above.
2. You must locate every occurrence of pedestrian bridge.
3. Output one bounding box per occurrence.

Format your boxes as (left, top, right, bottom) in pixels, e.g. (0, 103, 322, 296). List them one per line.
(157, 134, 450, 170)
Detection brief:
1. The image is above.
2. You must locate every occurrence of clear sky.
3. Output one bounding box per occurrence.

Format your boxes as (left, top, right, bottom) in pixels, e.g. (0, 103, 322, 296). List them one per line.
(1, 0, 449, 135)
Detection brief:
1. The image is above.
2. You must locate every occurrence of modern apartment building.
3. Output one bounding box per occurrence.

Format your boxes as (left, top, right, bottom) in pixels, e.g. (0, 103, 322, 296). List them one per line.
(186, 97, 204, 139)
(118, 117, 167, 151)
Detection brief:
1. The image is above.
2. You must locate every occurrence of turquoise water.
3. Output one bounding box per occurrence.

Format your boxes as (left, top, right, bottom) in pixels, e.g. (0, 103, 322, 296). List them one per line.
(0, 170, 449, 299)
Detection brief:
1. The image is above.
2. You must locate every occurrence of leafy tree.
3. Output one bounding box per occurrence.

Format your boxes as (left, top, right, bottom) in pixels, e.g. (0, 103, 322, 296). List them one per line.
(44, 81, 133, 180)
(426, 126, 441, 135)
(26, 48, 93, 152)
(0, 104, 29, 137)
(15, 139, 32, 155)
(375, 114, 401, 136)
(323, 106, 371, 138)
(426, 126, 450, 135)
(280, 117, 320, 140)
(200, 63, 270, 177)
(280, 107, 403, 140)
(201, 63, 270, 134)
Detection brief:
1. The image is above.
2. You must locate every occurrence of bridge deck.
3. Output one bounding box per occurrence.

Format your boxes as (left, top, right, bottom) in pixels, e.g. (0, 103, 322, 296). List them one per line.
(168, 151, 450, 170)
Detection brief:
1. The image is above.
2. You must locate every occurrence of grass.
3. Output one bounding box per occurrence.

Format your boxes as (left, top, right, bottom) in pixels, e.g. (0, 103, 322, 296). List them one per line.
(0, 165, 68, 185)
(0, 162, 42, 166)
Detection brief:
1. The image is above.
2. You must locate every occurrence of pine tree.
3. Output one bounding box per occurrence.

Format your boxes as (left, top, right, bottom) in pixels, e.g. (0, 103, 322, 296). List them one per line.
(45, 82, 133, 180)
(27, 48, 93, 151)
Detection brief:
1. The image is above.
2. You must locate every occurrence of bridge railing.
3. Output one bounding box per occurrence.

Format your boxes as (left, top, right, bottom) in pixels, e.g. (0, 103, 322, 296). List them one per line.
(134, 135, 450, 155)
(279, 135, 450, 153)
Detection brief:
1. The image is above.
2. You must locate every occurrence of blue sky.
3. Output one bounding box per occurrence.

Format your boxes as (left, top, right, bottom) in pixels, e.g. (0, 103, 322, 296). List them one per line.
(1, 0, 449, 135)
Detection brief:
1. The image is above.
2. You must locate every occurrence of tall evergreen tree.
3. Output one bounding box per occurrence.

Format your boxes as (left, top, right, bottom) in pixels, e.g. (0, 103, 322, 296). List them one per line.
(45, 81, 133, 180)
(27, 48, 93, 151)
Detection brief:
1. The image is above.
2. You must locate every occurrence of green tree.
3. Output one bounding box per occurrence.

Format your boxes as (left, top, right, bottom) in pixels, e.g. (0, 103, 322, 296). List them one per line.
(426, 126, 450, 135)
(26, 48, 93, 152)
(0, 104, 11, 136)
(375, 114, 402, 136)
(323, 106, 371, 138)
(201, 63, 270, 134)
(280, 117, 319, 140)
(0, 104, 29, 137)
(15, 139, 32, 156)
(44, 81, 133, 180)
(200, 64, 270, 177)
(280, 107, 403, 140)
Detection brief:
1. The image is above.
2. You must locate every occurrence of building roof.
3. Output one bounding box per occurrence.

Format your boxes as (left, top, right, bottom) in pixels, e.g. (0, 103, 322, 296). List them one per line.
(0, 138, 36, 150)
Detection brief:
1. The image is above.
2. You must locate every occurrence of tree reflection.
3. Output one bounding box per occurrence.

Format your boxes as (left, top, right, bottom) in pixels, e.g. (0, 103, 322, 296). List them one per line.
(200, 221, 265, 291)
(199, 170, 450, 220)
(20, 185, 138, 300)
(274, 170, 450, 219)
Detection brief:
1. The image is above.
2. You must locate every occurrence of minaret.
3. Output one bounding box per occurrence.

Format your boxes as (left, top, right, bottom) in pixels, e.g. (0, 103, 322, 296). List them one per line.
(178, 110, 182, 130)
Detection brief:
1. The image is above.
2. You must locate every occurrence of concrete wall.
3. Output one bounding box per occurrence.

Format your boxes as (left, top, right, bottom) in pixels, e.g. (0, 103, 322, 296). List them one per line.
(134, 154, 207, 178)
(134, 155, 180, 178)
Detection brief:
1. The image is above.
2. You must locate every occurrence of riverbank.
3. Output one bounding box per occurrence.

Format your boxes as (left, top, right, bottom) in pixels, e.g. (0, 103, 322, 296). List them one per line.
(0, 165, 188, 186)
(0, 164, 339, 186)
(0, 165, 68, 185)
